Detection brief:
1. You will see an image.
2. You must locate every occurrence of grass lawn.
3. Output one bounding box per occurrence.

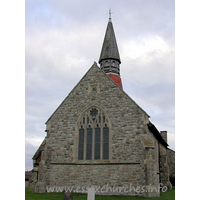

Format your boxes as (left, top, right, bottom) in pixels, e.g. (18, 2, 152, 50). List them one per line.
(25, 186, 175, 200)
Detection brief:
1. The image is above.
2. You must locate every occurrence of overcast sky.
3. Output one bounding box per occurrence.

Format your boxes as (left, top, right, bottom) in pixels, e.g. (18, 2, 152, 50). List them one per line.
(25, 0, 175, 171)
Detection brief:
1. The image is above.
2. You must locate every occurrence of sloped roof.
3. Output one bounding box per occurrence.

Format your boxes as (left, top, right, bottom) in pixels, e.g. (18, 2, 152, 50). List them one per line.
(99, 21, 121, 63)
(32, 139, 46, 160)
(147, 122, 168, 148)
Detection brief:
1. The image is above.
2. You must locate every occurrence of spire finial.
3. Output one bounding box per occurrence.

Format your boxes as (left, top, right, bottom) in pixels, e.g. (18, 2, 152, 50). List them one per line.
(109, 8, 112, 21)
(108, 8, 113, 22)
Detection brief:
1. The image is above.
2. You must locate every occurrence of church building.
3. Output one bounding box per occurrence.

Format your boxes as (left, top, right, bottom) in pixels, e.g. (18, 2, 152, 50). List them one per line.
(30, 15, 175, 197)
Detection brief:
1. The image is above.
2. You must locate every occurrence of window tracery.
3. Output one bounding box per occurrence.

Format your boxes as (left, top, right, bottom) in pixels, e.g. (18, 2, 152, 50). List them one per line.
(78, 107, 110, 160)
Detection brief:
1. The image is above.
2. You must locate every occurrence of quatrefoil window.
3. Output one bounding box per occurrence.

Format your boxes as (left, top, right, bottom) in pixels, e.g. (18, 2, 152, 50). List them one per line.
(90, 108, 98, 118)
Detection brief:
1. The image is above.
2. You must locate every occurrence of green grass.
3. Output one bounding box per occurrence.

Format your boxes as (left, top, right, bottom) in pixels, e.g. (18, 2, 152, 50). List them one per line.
(25, 186, 175, 200)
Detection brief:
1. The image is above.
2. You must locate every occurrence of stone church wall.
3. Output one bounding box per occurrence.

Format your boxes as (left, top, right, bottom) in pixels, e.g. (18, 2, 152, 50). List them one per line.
(48, 164, 146, 195)
(159, 144, 172, 189)
(167, 148, 175, 185)
(33, 64, 162, 197)
(45, 64, 149, 164)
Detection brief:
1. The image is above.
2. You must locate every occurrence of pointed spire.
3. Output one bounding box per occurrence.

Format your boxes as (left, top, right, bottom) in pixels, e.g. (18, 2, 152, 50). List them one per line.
(99, 15, 123, 89)
(98, 20, 121, 64)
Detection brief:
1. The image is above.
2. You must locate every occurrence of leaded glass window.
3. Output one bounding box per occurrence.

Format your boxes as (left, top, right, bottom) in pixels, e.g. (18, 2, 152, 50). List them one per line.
(78, 127, 84, 160)
(86, 126, 93, 160)
(95, 126, 101, 159)
(103, 125, 109, 159)
(78, 107, 110, 161)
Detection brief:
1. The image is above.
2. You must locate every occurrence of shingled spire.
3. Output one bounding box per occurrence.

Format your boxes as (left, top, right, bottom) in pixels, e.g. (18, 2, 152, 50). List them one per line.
(99, 13, 123, 89)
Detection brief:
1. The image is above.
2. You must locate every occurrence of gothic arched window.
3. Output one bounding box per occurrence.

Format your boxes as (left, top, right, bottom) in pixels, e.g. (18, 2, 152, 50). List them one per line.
(111, 61, 115, 67)
(105, 61, 109, 66)
(78, 107, 110, 161)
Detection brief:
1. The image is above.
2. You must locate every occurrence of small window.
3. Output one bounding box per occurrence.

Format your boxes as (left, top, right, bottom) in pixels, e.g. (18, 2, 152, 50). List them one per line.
(111, 61, 115, 66)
